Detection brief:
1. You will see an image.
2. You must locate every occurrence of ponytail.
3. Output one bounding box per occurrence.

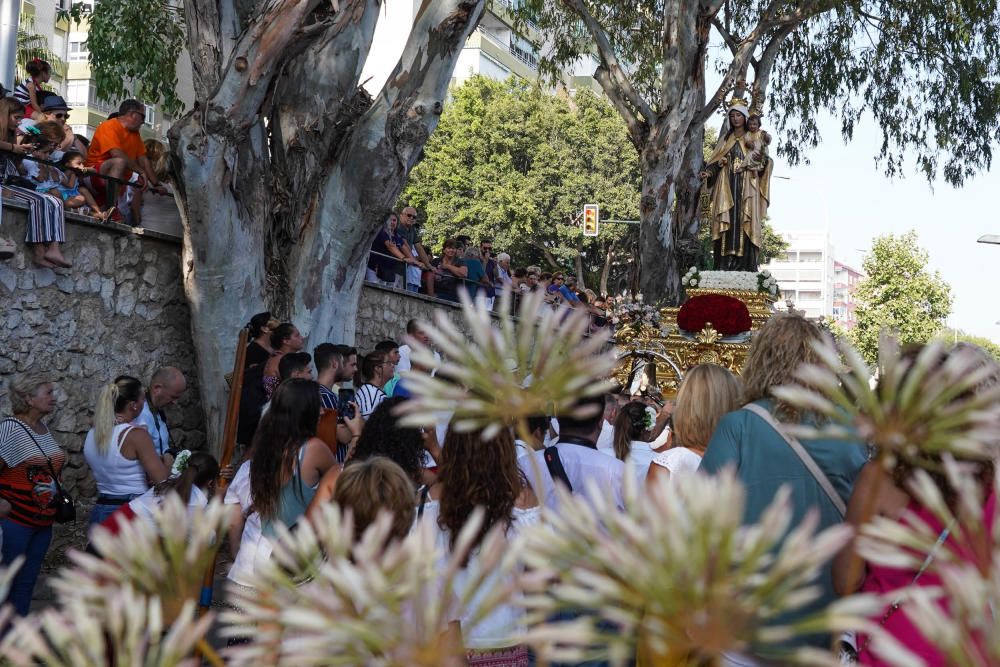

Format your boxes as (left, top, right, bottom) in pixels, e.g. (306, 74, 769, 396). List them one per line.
(93, 375, 144, 455)
(612, 401, 650, 461)
(93, 384, 120, 456)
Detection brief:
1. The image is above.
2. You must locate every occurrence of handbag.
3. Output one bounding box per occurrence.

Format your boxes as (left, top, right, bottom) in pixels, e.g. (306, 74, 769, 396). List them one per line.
(5, 418, 76, 524)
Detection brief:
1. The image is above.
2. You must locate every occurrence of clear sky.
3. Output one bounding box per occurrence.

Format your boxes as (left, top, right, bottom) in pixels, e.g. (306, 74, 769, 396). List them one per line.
(760, 110, 999, 342)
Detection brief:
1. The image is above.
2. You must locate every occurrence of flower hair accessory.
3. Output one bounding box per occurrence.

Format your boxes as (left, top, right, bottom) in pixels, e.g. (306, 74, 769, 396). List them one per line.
(169, 450, 192, 478)
(643, 406, 657, 431)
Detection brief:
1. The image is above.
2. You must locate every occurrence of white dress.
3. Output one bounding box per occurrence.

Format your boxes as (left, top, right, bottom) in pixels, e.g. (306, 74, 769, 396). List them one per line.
(224, 460, 273, 588)
(418, 498, 541, 649)
(650, 446, 703, 477)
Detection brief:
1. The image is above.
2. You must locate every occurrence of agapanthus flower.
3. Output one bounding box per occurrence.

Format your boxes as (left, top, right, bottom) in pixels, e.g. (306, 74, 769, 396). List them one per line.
(518, 470, 882, 665)
(223, 503, 519, 666)
(771, 335, 1000, 468)
(395, 288, 616, 438)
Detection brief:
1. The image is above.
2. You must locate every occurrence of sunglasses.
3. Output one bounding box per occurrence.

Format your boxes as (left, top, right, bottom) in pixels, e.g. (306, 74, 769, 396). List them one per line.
(52, 112, 69, 119)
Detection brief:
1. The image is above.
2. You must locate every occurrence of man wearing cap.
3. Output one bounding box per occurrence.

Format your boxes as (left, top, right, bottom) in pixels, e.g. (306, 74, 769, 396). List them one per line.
(86, 99, 167, 195)
(700, 98, 763, 272)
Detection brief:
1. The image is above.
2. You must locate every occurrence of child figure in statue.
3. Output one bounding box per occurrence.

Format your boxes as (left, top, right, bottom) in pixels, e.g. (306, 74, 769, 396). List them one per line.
(742, 115, 771, 175)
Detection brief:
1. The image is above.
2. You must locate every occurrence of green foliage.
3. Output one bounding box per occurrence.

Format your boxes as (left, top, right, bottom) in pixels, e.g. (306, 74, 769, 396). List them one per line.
(60, 0, 185, 117)
(938, 330, 1000, 361)
(16, 14, 66, 81)
(516, 1, 1000, 186)
(402, 76, 639, 290)
(849, 231, 953, 364)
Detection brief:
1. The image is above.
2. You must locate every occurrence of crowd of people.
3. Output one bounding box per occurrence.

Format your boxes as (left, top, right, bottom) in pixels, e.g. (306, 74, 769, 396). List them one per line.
(366, 208, 610, 324)
(0, 59, 172, 266)
(1, 309, 994, 665)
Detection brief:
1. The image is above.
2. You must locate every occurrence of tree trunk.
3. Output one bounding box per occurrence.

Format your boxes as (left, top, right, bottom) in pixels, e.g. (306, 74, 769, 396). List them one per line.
(574, 251, 586, 291)
(599, 237, 616, 297)
(171, 0, 485, 452)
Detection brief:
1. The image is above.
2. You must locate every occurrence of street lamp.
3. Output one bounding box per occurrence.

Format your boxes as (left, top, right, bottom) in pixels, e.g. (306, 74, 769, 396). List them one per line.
(978, 234, 1000, 244)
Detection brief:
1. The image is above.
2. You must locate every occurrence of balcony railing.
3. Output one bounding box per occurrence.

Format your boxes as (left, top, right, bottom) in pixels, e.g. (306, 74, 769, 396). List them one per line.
(509, 42, 539, 70)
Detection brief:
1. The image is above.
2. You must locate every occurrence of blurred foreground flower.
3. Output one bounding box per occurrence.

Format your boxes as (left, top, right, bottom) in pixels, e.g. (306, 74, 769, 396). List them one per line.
(854, 462, 1000, 667)
(517, 469, 881, 665)
(0, 587, 211, 667)
(395, 288, 616, 439)
(223, 502, 520, 666)
(772, 336, 1000, 468)
(49, 496, 230, 622)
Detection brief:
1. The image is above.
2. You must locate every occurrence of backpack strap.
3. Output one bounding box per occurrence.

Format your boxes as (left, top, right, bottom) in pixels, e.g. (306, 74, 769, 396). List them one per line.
(543, 445, 574, 494)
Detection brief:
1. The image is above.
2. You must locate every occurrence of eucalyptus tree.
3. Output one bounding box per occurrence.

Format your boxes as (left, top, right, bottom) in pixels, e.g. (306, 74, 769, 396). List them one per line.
(69, 0, 486, 449)
(517, 1, 1000, 301)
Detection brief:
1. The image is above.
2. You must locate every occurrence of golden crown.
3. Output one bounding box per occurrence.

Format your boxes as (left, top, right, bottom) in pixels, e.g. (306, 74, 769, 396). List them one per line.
(727, 97, 750, 109)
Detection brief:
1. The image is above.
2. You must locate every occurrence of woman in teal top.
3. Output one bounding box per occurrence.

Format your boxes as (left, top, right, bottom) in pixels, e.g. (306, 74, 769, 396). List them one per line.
(700, 314, 868, 660)
(250, 379, 338, 537)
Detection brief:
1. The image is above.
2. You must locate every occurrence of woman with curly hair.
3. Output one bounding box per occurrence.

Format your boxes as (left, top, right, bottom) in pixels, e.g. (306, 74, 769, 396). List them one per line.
(832, 343, 998, 665)
(700, 314, 868, 662)
(305, 397, 427, 522)
(418, 426, 538, 666)
(249, 379, 337, 537)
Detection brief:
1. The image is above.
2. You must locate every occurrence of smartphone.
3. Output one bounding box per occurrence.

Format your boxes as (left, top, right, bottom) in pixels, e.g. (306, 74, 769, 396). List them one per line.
(338, 388, 356, 421)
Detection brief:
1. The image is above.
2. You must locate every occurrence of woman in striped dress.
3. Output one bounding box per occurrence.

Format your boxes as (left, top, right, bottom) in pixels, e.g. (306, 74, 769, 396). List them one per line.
(0, 98, 71, 267)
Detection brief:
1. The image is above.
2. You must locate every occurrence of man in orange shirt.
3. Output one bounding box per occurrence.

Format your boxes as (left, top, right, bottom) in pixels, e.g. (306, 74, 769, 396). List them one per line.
(86, 99, 167, 204)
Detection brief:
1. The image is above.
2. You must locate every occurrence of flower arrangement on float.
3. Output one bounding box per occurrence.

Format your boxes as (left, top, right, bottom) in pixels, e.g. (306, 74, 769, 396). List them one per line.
(606, 293, 661, 328)
(681, 266, 780, 296)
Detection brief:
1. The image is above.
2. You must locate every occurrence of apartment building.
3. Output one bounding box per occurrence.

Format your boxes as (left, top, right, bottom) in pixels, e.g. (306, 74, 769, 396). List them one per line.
(19, 0, 192, 142)
(761, 231, 836, 320)
(832, 260, 864, 330)
(361, 0, 600, 95)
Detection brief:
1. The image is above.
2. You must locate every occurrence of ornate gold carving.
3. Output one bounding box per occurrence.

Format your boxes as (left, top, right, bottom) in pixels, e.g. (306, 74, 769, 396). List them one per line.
(616, 287, 775, 398)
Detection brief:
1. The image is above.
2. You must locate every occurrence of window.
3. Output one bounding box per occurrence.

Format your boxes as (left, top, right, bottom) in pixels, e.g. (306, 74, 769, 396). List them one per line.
(144, 106, 155, 126)
(68, 39, 88, 62)
(772, 269, 796, 281)
(799, 269, 822, 281)
(66, 80, 88, 105)
(799, 251, 823, 263)
(798, 290, 822, 301)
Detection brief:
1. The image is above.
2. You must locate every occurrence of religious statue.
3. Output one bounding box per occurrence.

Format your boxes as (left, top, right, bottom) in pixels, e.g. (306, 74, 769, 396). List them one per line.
(700, 98, 773, 272)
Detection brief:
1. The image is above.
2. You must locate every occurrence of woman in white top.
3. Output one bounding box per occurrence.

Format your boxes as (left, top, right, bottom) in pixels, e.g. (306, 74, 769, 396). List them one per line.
(613, 400, 670, 484)
(84, 375, 169, 526)
(646, 364, 743, 486)
(418, 426, 539, 666)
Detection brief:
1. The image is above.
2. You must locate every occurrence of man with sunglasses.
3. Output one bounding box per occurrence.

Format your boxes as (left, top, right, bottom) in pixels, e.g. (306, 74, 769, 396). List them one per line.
(40, 95, 85, 160)
(86, 99, 167, 215)
(397, 206, 432, 292)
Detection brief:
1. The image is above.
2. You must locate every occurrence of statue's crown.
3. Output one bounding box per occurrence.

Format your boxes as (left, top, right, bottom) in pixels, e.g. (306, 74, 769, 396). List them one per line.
(727, 97, 750, 109)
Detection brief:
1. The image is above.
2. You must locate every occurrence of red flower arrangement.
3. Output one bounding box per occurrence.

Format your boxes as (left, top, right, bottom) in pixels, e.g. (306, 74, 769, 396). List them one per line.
(677, 294, 752, 336)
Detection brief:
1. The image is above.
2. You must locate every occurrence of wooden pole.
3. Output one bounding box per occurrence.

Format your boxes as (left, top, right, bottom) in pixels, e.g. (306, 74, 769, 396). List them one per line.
(197, 327, 249, 618)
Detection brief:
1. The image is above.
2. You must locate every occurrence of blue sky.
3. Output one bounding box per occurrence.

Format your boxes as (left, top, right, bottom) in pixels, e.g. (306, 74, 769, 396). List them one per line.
(761, 111, 999, 341)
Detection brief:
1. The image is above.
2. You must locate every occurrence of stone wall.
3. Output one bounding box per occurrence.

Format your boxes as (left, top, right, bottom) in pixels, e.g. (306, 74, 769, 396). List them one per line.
(0, 201, 204, 502)
(354, 282, 497, 352)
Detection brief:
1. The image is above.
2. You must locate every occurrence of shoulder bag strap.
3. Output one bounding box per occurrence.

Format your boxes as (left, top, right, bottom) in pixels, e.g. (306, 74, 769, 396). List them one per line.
(416, 484, 431, 519)
(741, 403, 846, 517)
(543, 445, 574, 494)
(7, 418, 64, 493)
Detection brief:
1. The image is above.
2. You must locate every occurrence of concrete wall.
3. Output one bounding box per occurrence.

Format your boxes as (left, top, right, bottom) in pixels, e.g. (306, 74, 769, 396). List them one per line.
(0, 201, 204, 501)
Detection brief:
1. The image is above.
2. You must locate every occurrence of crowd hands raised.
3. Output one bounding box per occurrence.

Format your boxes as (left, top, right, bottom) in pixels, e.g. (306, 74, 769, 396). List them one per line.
(367, 206, 611, 326)
(0, 59, 172, 267)
(0, 303, 997, 664)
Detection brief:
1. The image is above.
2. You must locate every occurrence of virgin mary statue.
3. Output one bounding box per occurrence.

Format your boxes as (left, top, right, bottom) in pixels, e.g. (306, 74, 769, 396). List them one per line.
(701, 99, 772, 272)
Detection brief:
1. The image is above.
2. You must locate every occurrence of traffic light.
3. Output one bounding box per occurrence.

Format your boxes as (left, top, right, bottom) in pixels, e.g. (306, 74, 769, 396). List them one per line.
(583, 204, 599, 237)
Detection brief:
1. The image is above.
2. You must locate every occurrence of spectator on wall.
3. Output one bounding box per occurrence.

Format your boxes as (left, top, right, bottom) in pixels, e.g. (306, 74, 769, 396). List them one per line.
(12, 59, 50, 117)
(397, 206, 432, 292)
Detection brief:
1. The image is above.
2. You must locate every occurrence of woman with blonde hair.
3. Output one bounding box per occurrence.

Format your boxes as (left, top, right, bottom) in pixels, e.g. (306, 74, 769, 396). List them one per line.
(83, 375, 169, 526)
(646, 364, 742, 486)
(0, 373, 67, 615)
(700, 314, 868, 663)
(334, 456, 416, 545)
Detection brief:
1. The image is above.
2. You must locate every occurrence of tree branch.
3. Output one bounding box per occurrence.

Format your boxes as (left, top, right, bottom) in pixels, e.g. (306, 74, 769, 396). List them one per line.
(561, 0, 655, 126)
(711, 17, 740, 55)
(595, 66, 649, 150)
(749, 22, 796, 114)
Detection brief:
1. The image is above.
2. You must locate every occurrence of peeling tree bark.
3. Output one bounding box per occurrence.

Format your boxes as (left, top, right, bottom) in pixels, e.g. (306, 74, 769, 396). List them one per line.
(170, 0, 485, 452)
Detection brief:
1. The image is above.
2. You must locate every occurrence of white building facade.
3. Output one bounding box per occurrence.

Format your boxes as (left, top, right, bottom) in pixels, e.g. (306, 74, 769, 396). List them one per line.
(762, 231, 836, 320)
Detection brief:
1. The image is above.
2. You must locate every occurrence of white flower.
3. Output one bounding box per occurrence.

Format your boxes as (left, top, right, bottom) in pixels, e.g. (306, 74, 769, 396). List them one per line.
(689, 279, 697, 286)
(761, 269, 771, 278)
